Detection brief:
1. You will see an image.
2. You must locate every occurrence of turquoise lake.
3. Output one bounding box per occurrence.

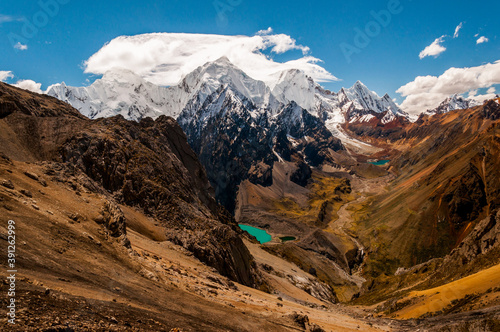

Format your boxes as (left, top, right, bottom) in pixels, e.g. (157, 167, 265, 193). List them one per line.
(368, 159, 390, 166)
(238, 224, 272, 244)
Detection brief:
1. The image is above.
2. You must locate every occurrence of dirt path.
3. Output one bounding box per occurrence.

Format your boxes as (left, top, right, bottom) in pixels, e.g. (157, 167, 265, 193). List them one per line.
(329, 195, 366, 249)
(326, 174, 394, 288)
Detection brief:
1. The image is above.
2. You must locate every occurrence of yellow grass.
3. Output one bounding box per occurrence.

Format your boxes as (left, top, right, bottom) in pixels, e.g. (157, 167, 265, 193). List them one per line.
(392, 263, 500, 319)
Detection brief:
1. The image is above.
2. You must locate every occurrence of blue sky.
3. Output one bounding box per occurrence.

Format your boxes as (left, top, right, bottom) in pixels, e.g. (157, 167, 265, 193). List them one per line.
(0, 0, 499, 113)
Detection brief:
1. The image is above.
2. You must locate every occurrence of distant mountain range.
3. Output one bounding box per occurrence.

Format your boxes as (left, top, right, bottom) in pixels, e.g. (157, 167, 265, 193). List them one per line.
(47, 57, 406, 132)
(424, 94, 482, 116)
(43, 57, 488, 129)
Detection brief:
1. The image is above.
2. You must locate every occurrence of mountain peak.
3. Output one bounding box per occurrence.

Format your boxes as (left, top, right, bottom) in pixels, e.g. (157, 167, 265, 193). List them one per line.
(213, 56, 232, 64)
(426, 94, 481, 115)
(204, 56, 238, 70)
(351, 80, 367, 89)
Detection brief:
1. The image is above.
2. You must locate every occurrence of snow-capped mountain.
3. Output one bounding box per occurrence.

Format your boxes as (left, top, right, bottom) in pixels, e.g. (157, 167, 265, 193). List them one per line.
(173, 56, 279, 115)
(48, 57, 406, 129)
(341, 81, 401, 115)
(425, 94, 482, 116)
(269, 69, 317, 112)
(47, 68, 173, 121)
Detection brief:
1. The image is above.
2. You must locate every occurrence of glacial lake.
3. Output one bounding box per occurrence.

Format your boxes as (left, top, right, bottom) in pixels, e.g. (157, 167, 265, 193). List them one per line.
(368, 159, 390, 166)
(280, 236, 296, 242)
(239, 224, 272, 244)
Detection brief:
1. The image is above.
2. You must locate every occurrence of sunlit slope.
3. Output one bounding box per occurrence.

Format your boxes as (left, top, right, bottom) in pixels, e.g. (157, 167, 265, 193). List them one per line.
(354, 99, 500, 276)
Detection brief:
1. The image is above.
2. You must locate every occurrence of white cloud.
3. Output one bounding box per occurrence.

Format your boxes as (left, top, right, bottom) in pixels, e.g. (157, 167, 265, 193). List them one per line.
(14, 42, 28, 51)
(0, 14, 22, 24)
(469, 91, 497, 104)
(13, 80, 43, 94)
(487, 87, 496, 94)
(453, 22, 463, 38)
(0, 71, 14, 82)
(83, 32, 337, 86)
(476, 36, 489, 44)
(257, 27, 273, 36)
(419, 36, 447, 59)
(397, 60, 500, 115)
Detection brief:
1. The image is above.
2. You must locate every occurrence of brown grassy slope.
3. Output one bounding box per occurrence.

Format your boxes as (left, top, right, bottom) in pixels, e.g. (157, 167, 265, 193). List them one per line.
(354, 99, 500, 277)
(0, 158, 300, 331)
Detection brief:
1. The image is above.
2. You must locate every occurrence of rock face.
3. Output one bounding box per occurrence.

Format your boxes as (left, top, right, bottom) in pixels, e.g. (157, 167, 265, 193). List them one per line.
(0, 82, 258, 287)
(99, 200, 131, 248)
(178, 89, 345, 212)
(248, 162, 273, 187)
(290, 161, 312, 187)
(59, 115, 218, 221)
(442, 164, 488, 231)
(298, 230, 350, 271)
(393, 209, 500, 287)
(442, 210, 500, 270)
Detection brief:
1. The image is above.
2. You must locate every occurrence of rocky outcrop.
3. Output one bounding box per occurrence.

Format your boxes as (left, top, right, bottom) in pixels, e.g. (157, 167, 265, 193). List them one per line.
(248, 162, 273, 187)
(298, 230, 350, 272)
(442, 209, 500, 270)
(97, 200, 131, 248)
(442, 164, 488, 231)
(290, 161, 312, 187)
(166, 225, 258, 287)
(58, 115, 259, 286)
(480, 99, 500, 120)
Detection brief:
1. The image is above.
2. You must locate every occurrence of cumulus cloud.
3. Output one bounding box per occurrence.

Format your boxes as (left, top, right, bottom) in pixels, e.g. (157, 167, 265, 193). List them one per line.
(476, 36, 489, 44)
(469, 86, 497, 104)
(84, 32, 337, 86)
(469, 92, 497, 104)
(14, 42, 28, 51)
(13, 80, 43, 94)
(453, 22, 463, 38)
(419, 36, 447, 59)
(0, 71, 14, 82)
(397, 60, 500, 115)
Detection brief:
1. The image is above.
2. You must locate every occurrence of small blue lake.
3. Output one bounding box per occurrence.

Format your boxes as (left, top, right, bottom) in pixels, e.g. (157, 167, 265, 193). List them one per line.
(368, 159, 390, 166)
(239, 224, 272, 244)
